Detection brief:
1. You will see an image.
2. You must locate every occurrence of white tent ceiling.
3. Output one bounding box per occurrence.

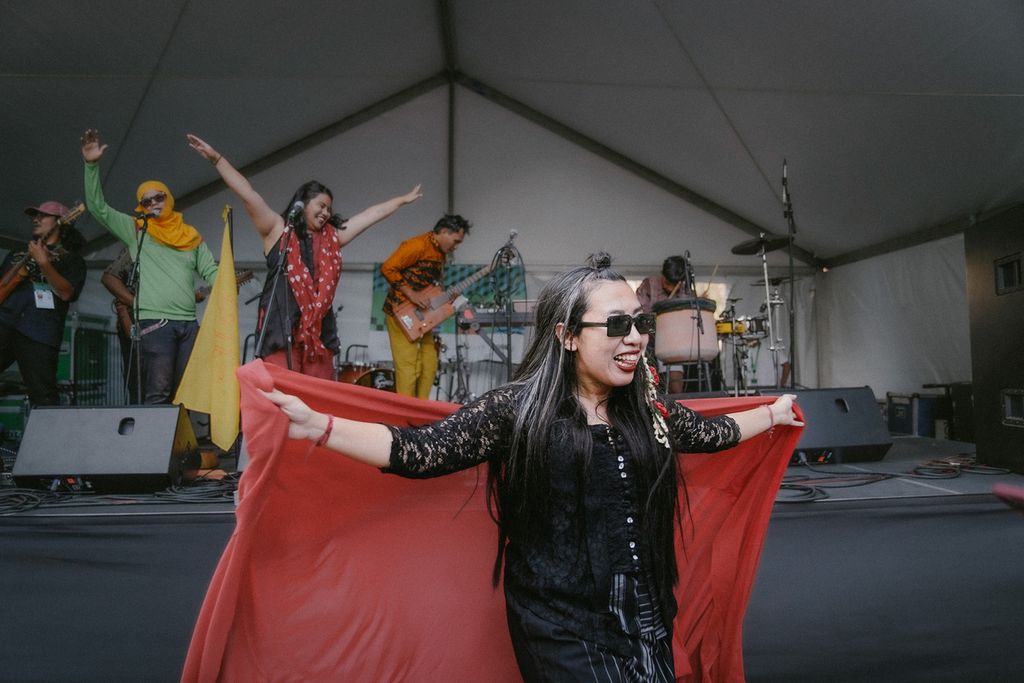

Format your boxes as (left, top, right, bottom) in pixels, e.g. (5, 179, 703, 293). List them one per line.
(3, 0, 1024, 269)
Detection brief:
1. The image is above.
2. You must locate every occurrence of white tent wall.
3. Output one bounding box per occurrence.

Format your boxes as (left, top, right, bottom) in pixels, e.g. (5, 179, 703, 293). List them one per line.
(813, 234, 971, 398)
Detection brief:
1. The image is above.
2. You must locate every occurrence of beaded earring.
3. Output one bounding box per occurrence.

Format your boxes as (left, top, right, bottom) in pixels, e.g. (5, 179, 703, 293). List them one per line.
(642, 363, 670, 448)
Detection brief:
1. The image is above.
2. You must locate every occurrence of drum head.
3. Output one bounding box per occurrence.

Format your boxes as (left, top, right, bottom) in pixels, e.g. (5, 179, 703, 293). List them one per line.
(652, 297, 717, 315)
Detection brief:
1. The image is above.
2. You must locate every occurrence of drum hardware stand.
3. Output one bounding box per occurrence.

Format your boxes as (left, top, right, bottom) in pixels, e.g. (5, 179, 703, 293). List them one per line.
(720, 298, 748, 396)
(753, 233, 785, 389)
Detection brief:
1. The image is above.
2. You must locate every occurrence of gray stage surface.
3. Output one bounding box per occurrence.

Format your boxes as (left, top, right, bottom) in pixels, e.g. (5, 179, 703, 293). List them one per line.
(1, 437, 1022, 682)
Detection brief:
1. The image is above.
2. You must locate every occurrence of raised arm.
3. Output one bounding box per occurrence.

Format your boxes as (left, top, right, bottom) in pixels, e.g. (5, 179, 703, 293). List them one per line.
(80, 129, 137, 245)
(186, 134, 284, 252)
(336, 184, 422, 247)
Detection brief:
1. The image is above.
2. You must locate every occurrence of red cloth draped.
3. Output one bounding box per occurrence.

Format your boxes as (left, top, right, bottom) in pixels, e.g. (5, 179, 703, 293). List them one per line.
(182, 360, 801, 682)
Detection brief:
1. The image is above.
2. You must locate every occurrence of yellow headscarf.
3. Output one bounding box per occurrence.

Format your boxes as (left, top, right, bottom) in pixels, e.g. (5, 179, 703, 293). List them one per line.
(135, 181, 203, 250)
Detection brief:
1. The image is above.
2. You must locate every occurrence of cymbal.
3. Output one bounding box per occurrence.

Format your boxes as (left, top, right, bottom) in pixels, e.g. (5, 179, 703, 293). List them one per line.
(730, 234, 790, 256)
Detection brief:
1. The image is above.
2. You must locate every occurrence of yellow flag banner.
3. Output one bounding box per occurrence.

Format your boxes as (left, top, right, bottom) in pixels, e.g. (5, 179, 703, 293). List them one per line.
(174, 206, 241, 450)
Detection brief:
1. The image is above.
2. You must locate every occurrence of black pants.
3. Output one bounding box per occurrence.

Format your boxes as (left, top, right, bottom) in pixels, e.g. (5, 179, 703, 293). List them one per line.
(0, 326, 60, 406)
(505, 593, 675, 683)
(138, 319, 198, 404)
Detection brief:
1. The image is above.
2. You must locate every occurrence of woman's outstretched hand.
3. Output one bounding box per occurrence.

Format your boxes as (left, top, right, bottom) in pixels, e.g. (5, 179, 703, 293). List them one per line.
(260, 388, 328, 442)
(186, 133, 220, 164)
(401, 184, 423, 204)
(767, 394, 804, 427)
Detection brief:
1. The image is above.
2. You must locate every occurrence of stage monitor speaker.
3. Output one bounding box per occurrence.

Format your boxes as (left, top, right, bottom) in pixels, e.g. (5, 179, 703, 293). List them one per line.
(761, 387, 893, 463)
(13, 405, 200, 493)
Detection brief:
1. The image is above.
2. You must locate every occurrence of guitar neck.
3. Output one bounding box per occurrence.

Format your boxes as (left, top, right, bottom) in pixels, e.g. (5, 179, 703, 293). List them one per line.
(444, 265, 493, 300)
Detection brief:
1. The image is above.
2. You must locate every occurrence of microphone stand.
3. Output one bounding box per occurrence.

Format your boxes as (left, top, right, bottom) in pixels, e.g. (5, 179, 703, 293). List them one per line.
(128, 214, 150, 404)
(255, 218, 297, 370)
(782, 160, 797, 389)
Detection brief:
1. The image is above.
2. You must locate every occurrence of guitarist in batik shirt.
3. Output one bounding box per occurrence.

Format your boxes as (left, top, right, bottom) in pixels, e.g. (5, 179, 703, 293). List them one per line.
(0, 201, 86, 407)
(381, 214, 471, 399)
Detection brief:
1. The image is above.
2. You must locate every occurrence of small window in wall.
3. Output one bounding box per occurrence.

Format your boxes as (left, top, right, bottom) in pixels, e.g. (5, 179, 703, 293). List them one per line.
(1003, 389, 1024, 428)
(994, 253, 1022, 295)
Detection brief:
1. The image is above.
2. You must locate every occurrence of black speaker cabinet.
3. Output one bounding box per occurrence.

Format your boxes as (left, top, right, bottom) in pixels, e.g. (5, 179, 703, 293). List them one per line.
(13, 405, 200, 493)
(965, 206, 1024, 473)
(761, 387, 893, 463)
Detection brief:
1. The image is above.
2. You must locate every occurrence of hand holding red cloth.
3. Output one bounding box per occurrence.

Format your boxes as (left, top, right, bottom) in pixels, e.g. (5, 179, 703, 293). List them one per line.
(182, 360, 801, 682)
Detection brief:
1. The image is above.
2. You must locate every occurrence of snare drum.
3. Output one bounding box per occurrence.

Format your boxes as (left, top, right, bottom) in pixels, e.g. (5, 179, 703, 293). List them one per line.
(651, 298, 719, 362)
(337, 364, 396, 392)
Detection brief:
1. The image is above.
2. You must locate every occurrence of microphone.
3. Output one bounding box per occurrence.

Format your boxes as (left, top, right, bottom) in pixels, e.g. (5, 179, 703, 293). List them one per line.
(508, 229, 518, 242)
(285, 200, 304, 225)
(683, 250, 695, 293)
(133, 211, 157, 219)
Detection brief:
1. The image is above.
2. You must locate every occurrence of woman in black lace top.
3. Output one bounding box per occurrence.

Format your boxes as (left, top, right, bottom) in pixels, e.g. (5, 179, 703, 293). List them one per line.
(264, 253, 801, 682)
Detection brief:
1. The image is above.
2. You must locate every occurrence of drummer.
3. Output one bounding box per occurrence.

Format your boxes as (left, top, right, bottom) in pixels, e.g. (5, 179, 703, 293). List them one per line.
(636, 255, 692, 393)
(636, 255, 691, 314)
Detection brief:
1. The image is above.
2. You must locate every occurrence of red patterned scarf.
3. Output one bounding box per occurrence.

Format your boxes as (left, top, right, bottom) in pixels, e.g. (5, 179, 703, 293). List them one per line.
(285, 228, 341, 361)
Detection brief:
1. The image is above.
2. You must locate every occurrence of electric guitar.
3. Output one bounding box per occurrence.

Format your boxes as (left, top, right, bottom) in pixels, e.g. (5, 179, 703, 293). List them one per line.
(0, 203, 86, 305)
(392, 264, 494, 342)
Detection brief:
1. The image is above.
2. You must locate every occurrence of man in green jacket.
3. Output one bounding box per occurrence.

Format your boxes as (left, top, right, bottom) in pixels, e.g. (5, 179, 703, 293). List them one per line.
(81, 129, 218, 404)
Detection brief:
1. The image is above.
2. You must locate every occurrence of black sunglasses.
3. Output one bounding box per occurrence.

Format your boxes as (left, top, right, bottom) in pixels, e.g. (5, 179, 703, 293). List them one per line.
(139, 192, 167, 208)
(577, 313, 656, 337)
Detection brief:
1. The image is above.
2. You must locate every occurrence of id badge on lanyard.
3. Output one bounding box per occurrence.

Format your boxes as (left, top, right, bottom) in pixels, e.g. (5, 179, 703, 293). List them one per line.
(33, 283, 55, 309)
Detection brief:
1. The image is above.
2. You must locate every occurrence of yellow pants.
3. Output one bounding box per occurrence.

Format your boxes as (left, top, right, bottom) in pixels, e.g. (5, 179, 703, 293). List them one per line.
(386, 314, 438, 400)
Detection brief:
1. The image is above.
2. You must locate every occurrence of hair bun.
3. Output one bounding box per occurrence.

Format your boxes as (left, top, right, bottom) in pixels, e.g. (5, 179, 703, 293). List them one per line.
(586, 252, 613, 270)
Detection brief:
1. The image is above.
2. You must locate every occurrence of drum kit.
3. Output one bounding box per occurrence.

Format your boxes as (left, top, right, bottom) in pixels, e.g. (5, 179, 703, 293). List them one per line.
(335, 344, 396, 392)
(719, 233, 792, 392)
(650, 233, 793, 394)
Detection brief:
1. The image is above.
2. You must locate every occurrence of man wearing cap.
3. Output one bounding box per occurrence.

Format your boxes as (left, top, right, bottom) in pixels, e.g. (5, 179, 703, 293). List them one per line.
(81, 128, 218, 404)
(0, 201, 87, 407)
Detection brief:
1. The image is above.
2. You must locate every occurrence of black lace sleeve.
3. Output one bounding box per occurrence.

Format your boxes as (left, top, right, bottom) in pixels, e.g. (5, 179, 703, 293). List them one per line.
(665, 398, 741, 453)
(383, 386, 517, 479)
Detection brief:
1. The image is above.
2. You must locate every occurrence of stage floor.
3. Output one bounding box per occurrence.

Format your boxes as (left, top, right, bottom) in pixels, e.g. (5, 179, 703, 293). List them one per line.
(2, 436, 1022, 681)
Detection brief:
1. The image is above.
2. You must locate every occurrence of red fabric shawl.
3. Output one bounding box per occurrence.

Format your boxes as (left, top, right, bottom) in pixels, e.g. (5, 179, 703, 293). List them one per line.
(181, 360, 801, 682)
(285, 228, 341, 362)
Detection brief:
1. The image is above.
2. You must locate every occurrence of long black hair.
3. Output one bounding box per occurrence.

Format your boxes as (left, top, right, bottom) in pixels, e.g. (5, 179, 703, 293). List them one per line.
(487, 253, 683, 598)
(280, 181, 346, 233)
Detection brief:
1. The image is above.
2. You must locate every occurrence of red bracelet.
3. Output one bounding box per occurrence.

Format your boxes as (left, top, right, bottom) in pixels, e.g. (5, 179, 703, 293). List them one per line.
(315, 415, 334, 447)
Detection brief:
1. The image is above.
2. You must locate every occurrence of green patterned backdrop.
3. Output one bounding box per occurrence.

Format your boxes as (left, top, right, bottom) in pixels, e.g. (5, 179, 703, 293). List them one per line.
(369, 261, 527, 334)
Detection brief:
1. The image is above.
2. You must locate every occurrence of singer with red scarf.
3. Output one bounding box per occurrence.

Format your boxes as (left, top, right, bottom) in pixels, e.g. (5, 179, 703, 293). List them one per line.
(186, 134, 422, 378)
(82, 129, 219, 404)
